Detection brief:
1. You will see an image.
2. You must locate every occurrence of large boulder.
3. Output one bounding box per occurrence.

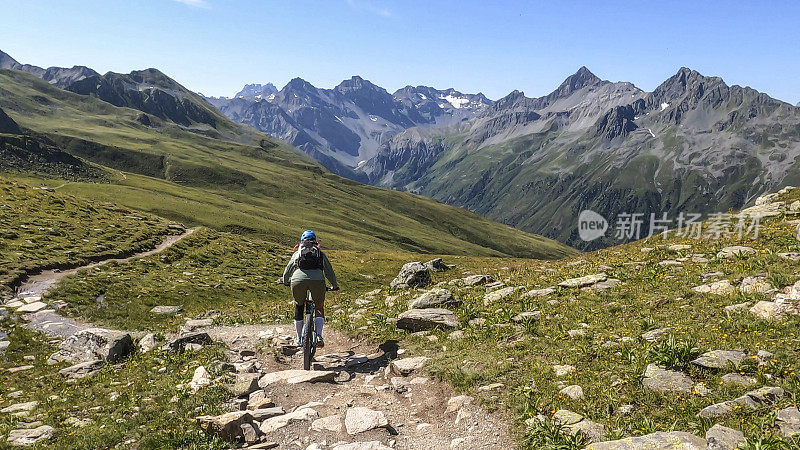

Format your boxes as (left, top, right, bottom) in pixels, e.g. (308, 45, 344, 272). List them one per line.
(48, 328, 134, 364)
(424, 258, 450, 272)
(396, 308, 459, 332)
(408, 289, 459, 309)
(390, 262, 431, 288)
(258, 369, 336, 387)
(6, 425, 54, 446)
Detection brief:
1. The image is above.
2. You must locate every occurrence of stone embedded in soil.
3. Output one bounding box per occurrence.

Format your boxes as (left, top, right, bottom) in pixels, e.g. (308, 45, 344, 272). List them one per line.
(483, 286, 523, 305)
(586, 431, 706, 449)
(163, 332, 212, 352)
(344, 407, 389, 435)
(311, 415, 343, 433)
(189, 366, 212, 392)
(462, 274, 493, 286)
(512, 311, 541, 322)
(257, 369, 336, 387)
(6, 425, 54, 446)
(389, 356, 429, 376)
(691, 350, 747, 370)
(739, 276, 773, 294)
(640, 327, 672, 342)
(642, 364, 693, 393)
(249, 407, 285, 421)
(150, 305, 183, 314)
(259, 408, 318, 434)
(446, 395, 473, 413)
(196, 411, 253, 442)
(138, 334, 158, 353)
(1, 401, 38, 414)
(553, 364, 576, 377)
(396, 308, 459, 332)
(59, 359, 104, 379)
(716, 246, 756, 258)
(720, 373, 757, 386)
(558, 273, 607, 289)
(521, 287, 555, 298)
(15, 301, 47, 313)
(408, 289, 459, 309)
(692, 280, 735, 295)
(560, 385, 584, 400)
(706, 424, 745, 450)
(776, 407, 800, 437)
(332, 442, 393, 450)
(749, 301, 790, 320)
(232, 373, 261, 397)
(552, 410, 606, 443)
(699, 386, 785, 418)
(424, 258, 450, 272)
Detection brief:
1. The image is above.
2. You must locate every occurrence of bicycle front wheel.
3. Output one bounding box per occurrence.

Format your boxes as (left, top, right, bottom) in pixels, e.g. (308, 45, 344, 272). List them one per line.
(303, 311, 314, 370)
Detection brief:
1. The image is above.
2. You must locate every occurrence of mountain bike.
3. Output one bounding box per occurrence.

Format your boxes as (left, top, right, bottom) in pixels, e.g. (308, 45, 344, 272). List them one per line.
(300, 286, 336, 370)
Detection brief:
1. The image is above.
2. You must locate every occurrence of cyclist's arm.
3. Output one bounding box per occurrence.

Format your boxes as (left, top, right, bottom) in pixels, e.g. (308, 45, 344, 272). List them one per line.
(322, 253, 339, 290)
(281, 252, 298, 285)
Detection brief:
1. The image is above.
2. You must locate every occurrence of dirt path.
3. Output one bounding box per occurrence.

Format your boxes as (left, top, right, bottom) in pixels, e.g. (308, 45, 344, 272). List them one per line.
(11, 229, 195, 339)
(200, 323, 513, 449)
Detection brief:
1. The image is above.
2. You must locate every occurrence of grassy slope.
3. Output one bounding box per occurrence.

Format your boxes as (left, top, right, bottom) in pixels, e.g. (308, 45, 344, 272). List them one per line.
(0, 178, 174, 294)
(0, 69, 574, 260)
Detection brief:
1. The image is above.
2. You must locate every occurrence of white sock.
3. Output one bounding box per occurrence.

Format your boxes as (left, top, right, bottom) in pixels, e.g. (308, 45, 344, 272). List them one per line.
(315, 317, 324, 338)
(294, 320, 303, 340)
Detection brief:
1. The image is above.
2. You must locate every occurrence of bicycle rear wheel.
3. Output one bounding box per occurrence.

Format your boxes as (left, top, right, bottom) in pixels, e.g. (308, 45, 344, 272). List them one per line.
(303, 309, 314, 370)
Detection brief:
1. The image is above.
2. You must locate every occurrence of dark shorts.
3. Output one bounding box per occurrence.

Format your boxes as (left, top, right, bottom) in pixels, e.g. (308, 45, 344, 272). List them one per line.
(291, 279, 325, 316)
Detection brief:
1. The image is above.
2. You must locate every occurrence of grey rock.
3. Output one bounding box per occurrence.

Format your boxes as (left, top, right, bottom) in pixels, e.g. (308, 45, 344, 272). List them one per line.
(390, 262, 431, 288)
(6, 425, 54, 446)
(259, 407, 319, 434)
(706, 424, 745, 450)
(749, 301, 790, 320)
(512, 311, 541, 322)
(720, 373, 757, 386)
(640, 327, 673, 342)
(558, 273, 607, 288)
(559, 385, 584, 400)
(1, 401, 38, 414)
(776, 407, 800, 437)
(389, 356, 429, 376)
(345, 407, 388, 435)
(553, 365, 576, 377)
(483, 286, 523, 305)
(312, 415, 343, 433)
(424, 258, 450, 272)
(258, 369, 336, 387)
(462, 274, 493, 286)
(642, 364, 693, 393)
(232, 373, 261, 397)
(716, 246, 756, 258)
(691, 350, 747, 370)
(249, 407, 285, 421)
(408, 289, 459, 309)
(163, 332, 212, 352)
(396, 308, 459, 331)
(196, 411, 254, 442)
(552, 410, 605, 442)
(59, 359, 104, 379)
(138, 333, 158, 353)
(521, 287, 555, 298)
(49, 328, 134, 364)
(151, 305, 183, 314)
(692, 280, 735, 295)
(586, 431, 706, 449)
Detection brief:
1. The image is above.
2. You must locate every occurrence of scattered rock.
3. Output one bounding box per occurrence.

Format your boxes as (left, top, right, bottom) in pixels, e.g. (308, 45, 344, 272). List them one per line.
(706, 424, 745, 450)
(184, 318, 214, 331)
(776, 407, 800, 437)
(163, 332, 212, 352)
(446, 395, 473, 413)
(483, 286, 523, 305)
(1, 401, 38, 414)
(197, 411, 254, 442)
(740, 276, 773, 294)
(424, 258, 450, 272)
(720, 373, 757, 386)
(312, 415, 343, 433)
(716, 246, 756, 258)
(521, 287, 555, 298)
(512, 311, 541, 322)
(558, 273, 607, 289)
(345, 407, 388, 435)
(560, 385, 584, 400)
(389, 356, 429, 376)
(332, 442, 392, 450)
(16, 302, 48, 313)
(699, 386, 785, 418)
(642, 364, 693, 393)
(667, 244, 692, 251)
(691, 350, 747, 370)
(260, 408, 318, 434)
(189, 366, 212, 392)
(138, 334, 159, 353)
(258, 369, 336, 387)
(553, 365, 576, 377)
(49, 328, 134, 364)
(640, 327, 672, 342)
(390, 262, 431, 289)
(749, 301, 790, 320)
(59, 359, 104, 379)
(724, 302, 750, 313)
(6, 425, 54, 446)
(408, 289, 459, 309)
(151, 305, 183, 314)
(462, 274, 493, 286)
(396, 308, 459, 332)
(249, 407, 285, 421)
(553, 410, 606, 443)
(586, 431, 706, 449)
(233, 373, 261, 397)
(692, 280, 735, 295)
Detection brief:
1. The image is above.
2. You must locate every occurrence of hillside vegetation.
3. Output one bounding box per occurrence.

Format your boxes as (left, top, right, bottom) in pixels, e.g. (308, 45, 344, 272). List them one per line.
(0, 69, 572, 259)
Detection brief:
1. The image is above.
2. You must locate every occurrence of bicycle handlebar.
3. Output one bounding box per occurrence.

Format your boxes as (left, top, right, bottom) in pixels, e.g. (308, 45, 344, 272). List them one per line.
(276, 278, 339, 292)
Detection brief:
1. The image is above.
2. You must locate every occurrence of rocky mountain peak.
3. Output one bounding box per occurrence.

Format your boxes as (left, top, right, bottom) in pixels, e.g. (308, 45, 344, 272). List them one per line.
(553, 66, 602, 97)
(334, 76, 387, 96)
(235, 83, 278, 99)
(0, 49, 20, 69)
(491, 90, 528, 111)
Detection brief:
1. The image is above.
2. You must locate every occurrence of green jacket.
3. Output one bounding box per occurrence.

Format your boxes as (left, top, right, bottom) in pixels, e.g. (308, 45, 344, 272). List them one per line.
(282, 248, 338, 288)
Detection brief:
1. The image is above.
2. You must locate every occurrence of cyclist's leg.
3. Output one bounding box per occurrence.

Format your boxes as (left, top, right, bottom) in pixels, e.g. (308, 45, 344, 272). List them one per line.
(309, 280, 326, 338)
(290, 281, 307, 342)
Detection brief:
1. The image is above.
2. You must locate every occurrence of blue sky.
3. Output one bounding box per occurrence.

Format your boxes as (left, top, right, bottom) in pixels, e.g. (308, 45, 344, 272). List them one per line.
(1, 0, 798, 103)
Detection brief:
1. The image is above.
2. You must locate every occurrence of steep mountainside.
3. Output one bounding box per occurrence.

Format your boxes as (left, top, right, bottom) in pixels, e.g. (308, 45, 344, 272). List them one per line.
(362, 67, 800, 249)
(207, 76, 492, 178)
(0, 66, 573, 259)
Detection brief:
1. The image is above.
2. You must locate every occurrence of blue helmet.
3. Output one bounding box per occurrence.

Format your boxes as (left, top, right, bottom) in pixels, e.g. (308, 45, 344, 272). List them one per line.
(300, 230, 317, 242)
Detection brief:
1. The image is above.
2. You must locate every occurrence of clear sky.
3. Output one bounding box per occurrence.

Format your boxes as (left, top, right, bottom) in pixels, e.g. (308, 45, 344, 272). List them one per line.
(1, 0, 798, 103)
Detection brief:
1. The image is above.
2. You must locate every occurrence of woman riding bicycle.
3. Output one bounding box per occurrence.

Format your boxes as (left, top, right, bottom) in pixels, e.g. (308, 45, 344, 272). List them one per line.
(280, 230, 339, 348)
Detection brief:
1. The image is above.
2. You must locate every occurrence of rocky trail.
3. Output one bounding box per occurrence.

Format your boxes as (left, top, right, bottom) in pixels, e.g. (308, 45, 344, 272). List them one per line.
(1, 229, 512, 448)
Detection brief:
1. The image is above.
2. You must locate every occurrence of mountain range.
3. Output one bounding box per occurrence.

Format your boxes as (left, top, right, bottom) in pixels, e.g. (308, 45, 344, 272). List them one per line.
(205, 77, 492, 179)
